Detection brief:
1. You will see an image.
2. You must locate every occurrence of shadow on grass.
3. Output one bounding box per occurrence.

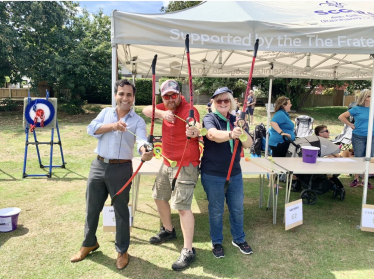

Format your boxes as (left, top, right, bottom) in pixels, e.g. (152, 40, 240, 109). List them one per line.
(52, 167, 88, 180)
(0, 225, 29, 248)
(87, 250, 213, 279)
(0, 168, 17, 181)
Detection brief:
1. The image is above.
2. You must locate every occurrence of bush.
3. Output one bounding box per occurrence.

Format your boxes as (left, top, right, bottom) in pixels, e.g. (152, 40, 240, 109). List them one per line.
(59, 99, 86, 115)
(0, 98, 21, 111)
(134, 78, 153, 105)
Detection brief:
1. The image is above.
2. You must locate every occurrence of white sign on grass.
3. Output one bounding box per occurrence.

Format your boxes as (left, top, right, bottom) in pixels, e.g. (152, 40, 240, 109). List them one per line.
(285, 199, 303, 231)
(103, 205, 132, 232)
(361, 204, 374, 232)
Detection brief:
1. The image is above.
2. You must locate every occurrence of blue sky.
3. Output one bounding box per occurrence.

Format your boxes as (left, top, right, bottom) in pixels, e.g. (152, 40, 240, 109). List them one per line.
(77, 1, 168, 15)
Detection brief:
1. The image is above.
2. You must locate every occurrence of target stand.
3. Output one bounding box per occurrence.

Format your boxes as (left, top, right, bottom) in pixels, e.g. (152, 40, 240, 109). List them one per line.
(22, 94, 66, 178)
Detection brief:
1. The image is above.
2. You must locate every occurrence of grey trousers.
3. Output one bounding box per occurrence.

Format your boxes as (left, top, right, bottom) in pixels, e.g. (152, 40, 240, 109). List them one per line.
(82, 157, 132, 253)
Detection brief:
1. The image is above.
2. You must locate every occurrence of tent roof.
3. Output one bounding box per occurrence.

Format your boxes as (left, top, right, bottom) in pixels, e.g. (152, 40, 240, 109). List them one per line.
(112, 1, 374, 80)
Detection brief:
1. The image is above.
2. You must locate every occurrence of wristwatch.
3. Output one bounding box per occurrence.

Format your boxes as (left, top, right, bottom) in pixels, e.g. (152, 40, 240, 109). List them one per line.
(278, 130, 283, 135)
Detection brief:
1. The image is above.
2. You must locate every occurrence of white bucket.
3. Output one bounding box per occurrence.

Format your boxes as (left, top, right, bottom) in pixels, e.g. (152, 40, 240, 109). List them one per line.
(0, 208, 21, 232)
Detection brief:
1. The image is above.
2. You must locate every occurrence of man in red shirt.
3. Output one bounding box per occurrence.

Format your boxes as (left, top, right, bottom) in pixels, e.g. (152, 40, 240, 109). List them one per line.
(142, 79, 201, 271)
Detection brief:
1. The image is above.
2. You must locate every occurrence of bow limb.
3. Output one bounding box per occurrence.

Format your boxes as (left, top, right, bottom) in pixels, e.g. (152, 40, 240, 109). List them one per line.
(172, 34, 195, 191)
(112, 55, 158, 205)
(225, 40, 259, 191)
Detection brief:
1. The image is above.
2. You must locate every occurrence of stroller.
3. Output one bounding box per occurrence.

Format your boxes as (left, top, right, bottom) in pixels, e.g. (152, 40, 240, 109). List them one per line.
(294, 115, 314, 138)
(332, 124, 353, 150)
(332, 102, 355, 150)
(286, 135, 345, 205)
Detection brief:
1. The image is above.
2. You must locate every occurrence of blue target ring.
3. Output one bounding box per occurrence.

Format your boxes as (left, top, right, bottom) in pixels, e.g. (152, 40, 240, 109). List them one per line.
(25, 99, 55, 127)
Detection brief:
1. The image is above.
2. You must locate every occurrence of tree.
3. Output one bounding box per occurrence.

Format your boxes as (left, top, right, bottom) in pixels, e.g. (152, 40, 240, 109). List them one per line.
(55, 9, 112, 103)
(1, 1, 79, 90)
(253, 77, 372, 111)
(1, 2, 113, 104)
(160, 1, 202, 13)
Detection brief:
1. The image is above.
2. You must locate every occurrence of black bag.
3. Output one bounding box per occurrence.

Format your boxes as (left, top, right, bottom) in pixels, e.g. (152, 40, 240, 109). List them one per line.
(250, 123, 267, 156)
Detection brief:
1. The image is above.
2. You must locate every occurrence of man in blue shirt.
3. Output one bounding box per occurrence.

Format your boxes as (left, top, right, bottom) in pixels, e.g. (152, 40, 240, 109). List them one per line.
(70, 79, 153, 270)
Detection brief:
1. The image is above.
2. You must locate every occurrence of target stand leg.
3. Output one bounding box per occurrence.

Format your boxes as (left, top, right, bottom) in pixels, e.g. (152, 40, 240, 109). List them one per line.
(23, 128, 30, 178)
(56, 121, 66, 168)
(32, 129, 44, 168)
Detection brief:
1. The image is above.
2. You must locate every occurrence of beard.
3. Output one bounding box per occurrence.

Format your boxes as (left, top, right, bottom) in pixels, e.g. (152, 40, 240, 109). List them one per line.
(164, 99, 180, 110)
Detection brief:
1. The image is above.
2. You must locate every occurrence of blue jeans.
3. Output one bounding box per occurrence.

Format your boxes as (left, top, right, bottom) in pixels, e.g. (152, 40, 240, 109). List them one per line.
(201, 172, 246, 245)
(352, 134, 374, 157)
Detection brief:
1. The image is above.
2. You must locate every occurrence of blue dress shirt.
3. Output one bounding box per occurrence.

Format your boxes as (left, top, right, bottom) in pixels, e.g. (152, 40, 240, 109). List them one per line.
(87, 107, 147, 160)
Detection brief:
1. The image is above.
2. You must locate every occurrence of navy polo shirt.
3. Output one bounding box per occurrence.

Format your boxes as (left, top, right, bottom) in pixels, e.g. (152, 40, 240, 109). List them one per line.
(201, 112, 242, 177)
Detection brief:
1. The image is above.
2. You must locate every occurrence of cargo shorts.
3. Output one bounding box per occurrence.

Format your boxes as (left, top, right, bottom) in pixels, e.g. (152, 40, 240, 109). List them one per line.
(152, 163, 199, 210)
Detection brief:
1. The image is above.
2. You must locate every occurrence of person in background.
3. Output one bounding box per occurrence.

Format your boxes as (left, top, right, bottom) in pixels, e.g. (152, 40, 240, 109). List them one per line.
(142, 79, 201, 271)
(70, 79, 153, 270)
(201, 87, 253, 259)
(338, 89, 374, 189)
(206, 98, 213, 113)
(246, 90, 256, 125)
(234, 97, 241, 112)
(314, 125, 330, 139)
(269, 96, 295, 157)
(314, 125, 340, 158)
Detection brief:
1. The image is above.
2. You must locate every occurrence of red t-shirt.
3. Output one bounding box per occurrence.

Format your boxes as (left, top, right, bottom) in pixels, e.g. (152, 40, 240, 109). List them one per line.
(156, 96, 200, 167)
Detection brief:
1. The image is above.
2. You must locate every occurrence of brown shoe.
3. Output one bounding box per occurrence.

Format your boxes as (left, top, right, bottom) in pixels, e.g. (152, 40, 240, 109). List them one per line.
(116, 252, 129, 270)
(70, 242, 99, 263)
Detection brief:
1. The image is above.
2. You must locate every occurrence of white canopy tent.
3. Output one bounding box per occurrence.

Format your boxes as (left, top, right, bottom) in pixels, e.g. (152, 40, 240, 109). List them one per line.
(111, 1, 374, 217)
(112, 1, 374, 81)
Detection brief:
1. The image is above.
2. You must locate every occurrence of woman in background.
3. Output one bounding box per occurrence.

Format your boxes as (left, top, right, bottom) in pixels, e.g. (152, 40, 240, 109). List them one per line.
(268, 96, 295, 157)
(338, 89, 373, 189)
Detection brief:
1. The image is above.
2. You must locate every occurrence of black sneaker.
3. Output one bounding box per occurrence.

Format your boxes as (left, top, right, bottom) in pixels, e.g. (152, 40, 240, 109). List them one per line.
(172, 248, 196, 271)
(149, 226, 176, 244)
(232, 241, 253, 255)
(212, 244, 225, 258)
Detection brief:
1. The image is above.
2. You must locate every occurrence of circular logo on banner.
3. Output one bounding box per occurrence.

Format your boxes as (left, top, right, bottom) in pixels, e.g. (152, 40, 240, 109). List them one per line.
(25, 99, 55, 127)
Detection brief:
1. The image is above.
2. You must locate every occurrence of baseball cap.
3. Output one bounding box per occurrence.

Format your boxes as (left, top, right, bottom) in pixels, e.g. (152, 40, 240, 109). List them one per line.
(212, 87, 233, 98)
(160, 80, 180, 96)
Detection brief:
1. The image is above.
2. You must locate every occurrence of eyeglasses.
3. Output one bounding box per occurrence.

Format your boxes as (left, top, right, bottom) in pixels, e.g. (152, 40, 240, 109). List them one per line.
(320, 130, 329, 133)
(162, 93, 179, 100)
(216, 99, 230, 105)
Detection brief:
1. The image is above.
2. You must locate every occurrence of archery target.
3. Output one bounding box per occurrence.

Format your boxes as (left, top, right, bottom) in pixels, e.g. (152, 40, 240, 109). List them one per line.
(23, 98, 57, 129)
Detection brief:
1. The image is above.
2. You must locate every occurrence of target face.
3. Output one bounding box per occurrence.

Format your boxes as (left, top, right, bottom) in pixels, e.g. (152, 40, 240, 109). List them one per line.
(153, 142, 163, 157)
(25, 99, 55, 127)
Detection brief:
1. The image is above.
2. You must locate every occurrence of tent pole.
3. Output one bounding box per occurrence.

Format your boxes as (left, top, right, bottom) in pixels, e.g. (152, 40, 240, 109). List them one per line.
(361, 56, 374, 214)
(265, 64, 274, 158)
(111, 43, 117, 108)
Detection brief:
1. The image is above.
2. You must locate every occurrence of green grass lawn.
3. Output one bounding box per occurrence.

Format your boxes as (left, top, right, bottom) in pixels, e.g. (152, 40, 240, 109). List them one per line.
(1, 105, 374, 279)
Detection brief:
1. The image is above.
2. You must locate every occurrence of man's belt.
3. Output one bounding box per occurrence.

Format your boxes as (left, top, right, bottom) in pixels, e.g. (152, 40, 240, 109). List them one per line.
(97, 155, 131, 164)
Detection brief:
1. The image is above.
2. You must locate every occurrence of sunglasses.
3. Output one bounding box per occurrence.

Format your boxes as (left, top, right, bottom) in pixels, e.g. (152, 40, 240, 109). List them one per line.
(320, 130, 329, 133)
(216, 99, 230, 105)
(162, 93, 179, 100)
